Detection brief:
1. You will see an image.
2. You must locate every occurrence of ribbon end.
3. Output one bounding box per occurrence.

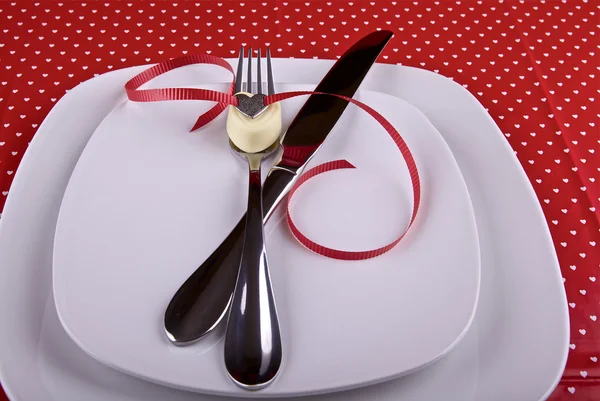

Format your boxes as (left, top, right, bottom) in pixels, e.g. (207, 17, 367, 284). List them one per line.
(190, 120, 205, 132)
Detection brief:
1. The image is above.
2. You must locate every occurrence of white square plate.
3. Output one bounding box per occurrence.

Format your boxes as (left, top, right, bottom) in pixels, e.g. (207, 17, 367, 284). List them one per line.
(0, 59, 568, 401)
(52, 82, 480, 396)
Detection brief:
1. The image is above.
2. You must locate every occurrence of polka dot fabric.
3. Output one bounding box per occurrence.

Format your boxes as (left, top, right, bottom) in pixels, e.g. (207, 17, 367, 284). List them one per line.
(0, 0, 598, 399)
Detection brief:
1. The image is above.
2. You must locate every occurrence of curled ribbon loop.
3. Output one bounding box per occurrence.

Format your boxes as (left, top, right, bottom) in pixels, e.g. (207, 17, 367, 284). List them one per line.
(125, 54, 238, 131)
(125, 55, 420, 260)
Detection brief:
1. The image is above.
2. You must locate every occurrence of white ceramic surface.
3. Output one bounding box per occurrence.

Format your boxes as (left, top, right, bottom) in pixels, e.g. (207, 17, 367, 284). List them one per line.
(0, 59, 568, 401)
(52, 82, 480, 397)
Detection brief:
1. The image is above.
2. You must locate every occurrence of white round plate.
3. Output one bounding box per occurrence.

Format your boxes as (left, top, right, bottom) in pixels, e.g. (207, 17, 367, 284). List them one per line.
(51, 83, 480, 397)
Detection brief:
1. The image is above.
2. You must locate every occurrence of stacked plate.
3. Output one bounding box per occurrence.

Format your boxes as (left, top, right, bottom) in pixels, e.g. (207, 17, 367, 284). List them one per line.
(0, 58, 569, 401)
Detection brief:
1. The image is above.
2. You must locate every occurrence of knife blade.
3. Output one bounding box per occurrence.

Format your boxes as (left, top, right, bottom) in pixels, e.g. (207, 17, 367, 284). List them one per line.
(164, 30, 394, 345)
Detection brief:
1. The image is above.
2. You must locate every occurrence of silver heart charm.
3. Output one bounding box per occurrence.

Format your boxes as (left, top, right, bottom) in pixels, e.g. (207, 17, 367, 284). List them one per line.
(235, 93, 267, 118)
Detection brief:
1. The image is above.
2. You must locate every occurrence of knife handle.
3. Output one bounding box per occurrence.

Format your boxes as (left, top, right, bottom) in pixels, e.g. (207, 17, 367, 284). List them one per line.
(164, 167, 297, 345)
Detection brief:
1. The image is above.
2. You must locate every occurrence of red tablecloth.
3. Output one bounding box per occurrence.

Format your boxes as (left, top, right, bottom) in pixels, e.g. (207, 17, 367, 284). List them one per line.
(0, 0, 598, 400)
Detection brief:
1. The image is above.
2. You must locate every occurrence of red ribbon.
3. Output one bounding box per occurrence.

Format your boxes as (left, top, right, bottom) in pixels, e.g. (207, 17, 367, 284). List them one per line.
(125, 54, 420, 260)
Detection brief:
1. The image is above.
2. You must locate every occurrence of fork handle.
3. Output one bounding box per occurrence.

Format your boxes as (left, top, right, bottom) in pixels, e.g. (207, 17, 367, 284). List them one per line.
(224, 164, 282, 389)
(164, 167, 297, 344)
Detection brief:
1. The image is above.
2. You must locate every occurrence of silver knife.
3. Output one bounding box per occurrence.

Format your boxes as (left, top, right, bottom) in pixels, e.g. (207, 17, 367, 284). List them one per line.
(164, 30, 394, 345)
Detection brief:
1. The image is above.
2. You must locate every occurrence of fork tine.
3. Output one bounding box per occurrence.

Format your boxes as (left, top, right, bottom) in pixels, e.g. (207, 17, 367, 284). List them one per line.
(247, 47, 253, 93)
(266, 48, 275, 95)
(235, 47, 244, 94)
(256, 48, 263, 95)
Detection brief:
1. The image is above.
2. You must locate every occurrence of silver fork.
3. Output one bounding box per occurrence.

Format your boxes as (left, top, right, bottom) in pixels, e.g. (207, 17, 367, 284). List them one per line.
(224, 47, 282, 390)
